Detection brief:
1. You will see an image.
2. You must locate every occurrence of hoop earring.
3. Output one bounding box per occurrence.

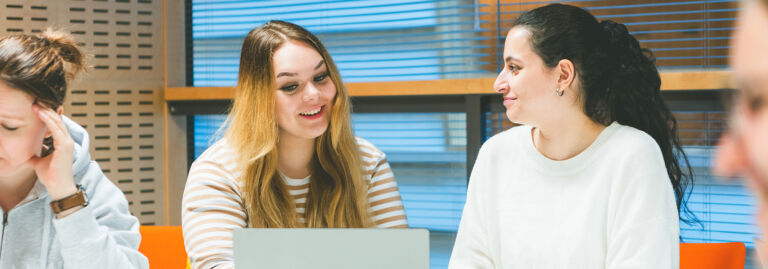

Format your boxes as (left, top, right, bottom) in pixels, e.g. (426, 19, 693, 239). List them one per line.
(555, 87, 564, 97)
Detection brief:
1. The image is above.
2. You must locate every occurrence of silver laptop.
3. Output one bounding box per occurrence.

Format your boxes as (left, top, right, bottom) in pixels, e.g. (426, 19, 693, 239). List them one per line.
(233, 228, 429, 269)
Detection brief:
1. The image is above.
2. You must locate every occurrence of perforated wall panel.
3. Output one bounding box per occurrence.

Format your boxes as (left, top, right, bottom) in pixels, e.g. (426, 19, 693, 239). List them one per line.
(1, 0, 165, 225)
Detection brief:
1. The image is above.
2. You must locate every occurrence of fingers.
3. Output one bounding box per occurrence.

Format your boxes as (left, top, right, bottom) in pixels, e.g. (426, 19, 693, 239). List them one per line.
(33, 105, 72, 148)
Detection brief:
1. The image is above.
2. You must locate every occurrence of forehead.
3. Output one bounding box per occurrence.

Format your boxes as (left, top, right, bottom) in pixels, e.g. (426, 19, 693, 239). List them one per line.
(731, 4, 768, 83)
(503, 27, 536, 61)
(0, 81, 34, 119)
(272, 40, 324, 73)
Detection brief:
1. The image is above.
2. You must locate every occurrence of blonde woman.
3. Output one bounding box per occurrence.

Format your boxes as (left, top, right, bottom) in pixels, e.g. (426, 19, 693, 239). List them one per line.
(181, 20, 408, 268)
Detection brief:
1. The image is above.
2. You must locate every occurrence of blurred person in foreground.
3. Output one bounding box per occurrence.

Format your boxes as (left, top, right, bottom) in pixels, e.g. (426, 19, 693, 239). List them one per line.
(714, 0, 768, 266)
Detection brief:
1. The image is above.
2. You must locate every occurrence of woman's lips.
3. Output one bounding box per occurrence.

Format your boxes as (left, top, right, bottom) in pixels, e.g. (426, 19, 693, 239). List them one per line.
(299, 105, 325, 120)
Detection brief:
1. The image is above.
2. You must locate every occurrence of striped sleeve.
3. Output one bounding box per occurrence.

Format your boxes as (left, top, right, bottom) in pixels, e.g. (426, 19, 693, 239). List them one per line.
(358, 138, 409, 228)
(181, 143, 246, 269)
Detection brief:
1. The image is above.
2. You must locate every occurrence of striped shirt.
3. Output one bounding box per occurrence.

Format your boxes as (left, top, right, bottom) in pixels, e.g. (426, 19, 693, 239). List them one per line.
(181, 137, 408, 269)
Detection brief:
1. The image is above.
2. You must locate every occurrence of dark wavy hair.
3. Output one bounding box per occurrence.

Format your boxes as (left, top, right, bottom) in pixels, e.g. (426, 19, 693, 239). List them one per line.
(511, 4, 697, 225)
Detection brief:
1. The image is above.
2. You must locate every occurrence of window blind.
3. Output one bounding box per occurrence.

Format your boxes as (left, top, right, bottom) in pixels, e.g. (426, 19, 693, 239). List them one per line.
(192, 0, 493, 86)
(352, 113, 467, 232)
(494, 0, 738, 69)
(674, 111, 758, 248)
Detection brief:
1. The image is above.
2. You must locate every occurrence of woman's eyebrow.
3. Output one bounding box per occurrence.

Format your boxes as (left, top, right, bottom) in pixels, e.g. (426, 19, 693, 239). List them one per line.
(276, 60, 325, 78)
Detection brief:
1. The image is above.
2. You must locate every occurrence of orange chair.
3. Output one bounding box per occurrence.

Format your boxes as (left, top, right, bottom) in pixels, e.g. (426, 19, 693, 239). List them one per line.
(139, 226, 189, 269)
(680, 242, 746, 269)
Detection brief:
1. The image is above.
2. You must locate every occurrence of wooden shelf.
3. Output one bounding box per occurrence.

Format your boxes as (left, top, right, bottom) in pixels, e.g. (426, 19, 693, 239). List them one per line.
(165, 70, 732, 101)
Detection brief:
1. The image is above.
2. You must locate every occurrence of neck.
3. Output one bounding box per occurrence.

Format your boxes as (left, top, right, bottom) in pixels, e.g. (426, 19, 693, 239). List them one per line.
(276, 133, 316, 179)
(0, 166, 37, 212)
(532, 113, 606, 161)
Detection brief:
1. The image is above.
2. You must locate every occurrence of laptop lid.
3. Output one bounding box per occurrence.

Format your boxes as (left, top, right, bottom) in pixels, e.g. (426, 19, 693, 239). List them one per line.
(233, 228, 429, 269)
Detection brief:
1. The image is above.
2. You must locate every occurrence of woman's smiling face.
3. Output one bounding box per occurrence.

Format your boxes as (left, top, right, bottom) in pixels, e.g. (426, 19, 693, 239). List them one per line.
(272, 40, 337, 142)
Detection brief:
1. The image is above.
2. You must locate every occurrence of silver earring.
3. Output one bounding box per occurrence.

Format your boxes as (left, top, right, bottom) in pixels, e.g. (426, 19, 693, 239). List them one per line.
(555, 87, 564, 96)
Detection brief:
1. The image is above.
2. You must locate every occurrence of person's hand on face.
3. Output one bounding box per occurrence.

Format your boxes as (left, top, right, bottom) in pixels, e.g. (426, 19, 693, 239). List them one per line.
(29, 105, 77, 201)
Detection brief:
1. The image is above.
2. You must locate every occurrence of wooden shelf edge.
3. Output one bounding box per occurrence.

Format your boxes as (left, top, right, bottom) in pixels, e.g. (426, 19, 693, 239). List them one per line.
(165, 70, 733, 101)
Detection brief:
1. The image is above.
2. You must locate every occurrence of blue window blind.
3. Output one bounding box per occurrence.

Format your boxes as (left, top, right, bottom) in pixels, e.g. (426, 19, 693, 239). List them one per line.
(673, 111, 758, 249)
(495, 0, 739, 69)
(192, 0, 493, 86)
(192, 114, 226, 158)
(352, 113, 467, 232)
(681, 147, 758, 246)
(353, 113, 467, 268)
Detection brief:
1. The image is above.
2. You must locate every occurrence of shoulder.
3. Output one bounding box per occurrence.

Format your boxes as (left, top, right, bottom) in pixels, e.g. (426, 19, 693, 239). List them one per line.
(355, 137, 395, 184)
(186, 139, 242, 196)
(598, 123, 670, 186)
(610, 123, 659, 147)
(604, 123, 664, 160)
(356, 136, 387, 172)
(478, 125, 530, 158)
(190, 139, 239, 175)
(355, 136, 386, 161)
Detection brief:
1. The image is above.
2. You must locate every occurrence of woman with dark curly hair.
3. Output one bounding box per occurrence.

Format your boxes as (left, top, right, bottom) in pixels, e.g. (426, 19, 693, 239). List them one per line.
(450, 4, 694, 268)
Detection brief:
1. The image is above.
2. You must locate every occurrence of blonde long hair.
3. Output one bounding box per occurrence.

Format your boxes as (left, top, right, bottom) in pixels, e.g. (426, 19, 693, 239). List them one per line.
(223, 20, 371, 228)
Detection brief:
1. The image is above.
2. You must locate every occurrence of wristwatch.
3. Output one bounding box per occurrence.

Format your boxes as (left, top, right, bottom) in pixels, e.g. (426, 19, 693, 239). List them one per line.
(50, 184, 89, 214)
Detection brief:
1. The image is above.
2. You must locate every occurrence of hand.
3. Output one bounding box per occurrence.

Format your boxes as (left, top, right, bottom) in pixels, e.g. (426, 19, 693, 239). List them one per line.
(29, 105, 77, 201)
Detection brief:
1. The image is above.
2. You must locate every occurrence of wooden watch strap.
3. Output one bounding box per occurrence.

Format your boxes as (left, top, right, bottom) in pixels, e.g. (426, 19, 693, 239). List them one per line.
(50, 188, 87, 214)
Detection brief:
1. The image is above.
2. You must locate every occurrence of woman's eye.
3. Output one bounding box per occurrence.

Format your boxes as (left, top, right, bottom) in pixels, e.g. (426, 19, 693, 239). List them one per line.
(314, 73, 328, 82)
(508, 65, 520, 72)
(746, 94, 765, 113)
(280, 84, 298, 92)
(2, 125, 18, 131)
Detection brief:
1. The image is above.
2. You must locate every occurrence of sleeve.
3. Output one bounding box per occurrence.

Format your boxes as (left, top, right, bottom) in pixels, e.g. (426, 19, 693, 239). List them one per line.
(448, 143, 495, 269)
(181, 160, 247, 269)
(604, 143, 680, 269)
(52, 161, 149, 269)
(367, 153, 409, 228)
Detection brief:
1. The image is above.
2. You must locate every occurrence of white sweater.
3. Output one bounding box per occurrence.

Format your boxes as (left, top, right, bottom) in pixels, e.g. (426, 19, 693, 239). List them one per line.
(449, 122, 679, 269)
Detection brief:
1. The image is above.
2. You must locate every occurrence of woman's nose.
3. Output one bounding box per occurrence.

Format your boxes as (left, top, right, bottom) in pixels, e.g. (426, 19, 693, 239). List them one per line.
(494, 70, 508, 94)
(303, 83, 320, 102)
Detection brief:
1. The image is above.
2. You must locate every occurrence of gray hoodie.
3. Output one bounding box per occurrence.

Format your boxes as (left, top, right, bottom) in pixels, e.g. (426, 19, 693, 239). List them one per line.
(0, 116, 149, 269)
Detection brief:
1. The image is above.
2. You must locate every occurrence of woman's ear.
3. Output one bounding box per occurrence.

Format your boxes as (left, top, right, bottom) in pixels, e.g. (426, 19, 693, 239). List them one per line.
(555, 59, 576, 91)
